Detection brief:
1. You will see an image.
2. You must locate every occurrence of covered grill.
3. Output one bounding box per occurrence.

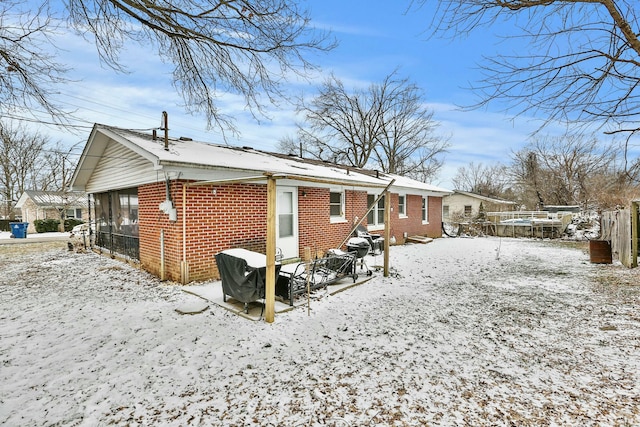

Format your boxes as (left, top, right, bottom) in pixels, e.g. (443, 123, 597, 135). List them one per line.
(347, 237, 370, 259)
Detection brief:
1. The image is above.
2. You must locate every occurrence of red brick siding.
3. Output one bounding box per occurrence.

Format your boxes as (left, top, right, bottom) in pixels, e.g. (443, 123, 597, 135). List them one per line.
(297, 189, 368, 255)
(138, 180, 443, 283)
(369, 193, 443, 244)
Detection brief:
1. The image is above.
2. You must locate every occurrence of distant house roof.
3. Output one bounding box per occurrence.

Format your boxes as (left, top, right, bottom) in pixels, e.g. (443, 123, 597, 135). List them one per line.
(71, 124, 453, 196)
(15, 190, 88, 209)
(541, 205, 581, 213)
(446, 190, 516, 205)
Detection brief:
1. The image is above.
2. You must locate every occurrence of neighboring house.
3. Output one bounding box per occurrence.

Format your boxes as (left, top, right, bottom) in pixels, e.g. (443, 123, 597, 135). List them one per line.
(70, 124, 452, 283)
(442, 190, 516, 221)
(15, 190, 88, 233)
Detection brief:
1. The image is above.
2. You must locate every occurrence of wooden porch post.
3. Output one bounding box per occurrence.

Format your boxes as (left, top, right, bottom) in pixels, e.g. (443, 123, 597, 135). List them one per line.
(265, 175, 277, 323)
(383, 189, 390, 277)
(632, 201, 639, 268)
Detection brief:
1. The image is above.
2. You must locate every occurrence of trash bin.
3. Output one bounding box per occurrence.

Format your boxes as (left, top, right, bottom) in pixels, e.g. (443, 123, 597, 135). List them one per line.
(589, 239, 612, 263)
(9, 222, 28, 239)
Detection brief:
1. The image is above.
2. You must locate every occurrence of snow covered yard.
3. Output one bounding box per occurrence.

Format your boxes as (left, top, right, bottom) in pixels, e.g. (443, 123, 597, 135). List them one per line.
(1, 237, 639, 426)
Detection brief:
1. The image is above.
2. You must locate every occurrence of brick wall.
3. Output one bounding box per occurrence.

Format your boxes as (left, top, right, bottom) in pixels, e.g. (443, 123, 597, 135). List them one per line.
(139, 181, 269, 282)
(137, 180, 444, 283)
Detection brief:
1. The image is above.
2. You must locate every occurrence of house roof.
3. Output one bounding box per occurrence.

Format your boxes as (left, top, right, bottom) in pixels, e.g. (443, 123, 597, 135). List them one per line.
(446, 190, 516, 205)
(15, 190, 88, 209)
(71, 124, 453, 196)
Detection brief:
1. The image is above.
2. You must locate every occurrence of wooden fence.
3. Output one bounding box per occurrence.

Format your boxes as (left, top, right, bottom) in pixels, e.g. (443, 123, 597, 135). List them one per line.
(601, 201, 639, 268)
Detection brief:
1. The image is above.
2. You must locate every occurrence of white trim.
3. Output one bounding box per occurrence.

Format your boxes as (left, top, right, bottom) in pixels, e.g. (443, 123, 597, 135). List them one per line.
(422, 196, 429, 224)
(398, 194, 408, 219)
(329, 189, 346, 222)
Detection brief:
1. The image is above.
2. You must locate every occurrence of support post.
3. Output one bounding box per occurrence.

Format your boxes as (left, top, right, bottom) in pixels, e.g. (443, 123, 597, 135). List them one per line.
(383, 190, 390, 277)
(265, 175, 277, 323)
(632, 201, 639, 268)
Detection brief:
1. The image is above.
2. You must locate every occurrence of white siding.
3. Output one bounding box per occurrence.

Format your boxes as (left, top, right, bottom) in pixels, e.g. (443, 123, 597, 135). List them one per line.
(86, 140, 158, 193)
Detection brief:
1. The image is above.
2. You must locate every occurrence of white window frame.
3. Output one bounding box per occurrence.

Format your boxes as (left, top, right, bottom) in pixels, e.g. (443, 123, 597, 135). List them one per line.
(422, 196, 429, 224)
(398, 194, 407, 218)
(367, 194, 385, 227)
(66, 208, 82, 219)
(442, 205, 449, 219)
(329, 189, 346, 223)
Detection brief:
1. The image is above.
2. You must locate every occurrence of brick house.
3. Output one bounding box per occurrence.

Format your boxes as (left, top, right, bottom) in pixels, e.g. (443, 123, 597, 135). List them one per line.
(70, 124, 452, 283)
(15, 190, 88, 233)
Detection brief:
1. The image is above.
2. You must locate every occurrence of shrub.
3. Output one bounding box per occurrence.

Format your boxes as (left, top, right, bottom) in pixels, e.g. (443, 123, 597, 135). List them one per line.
(33, 219, 60, 233)
(64, 219, 84, 232)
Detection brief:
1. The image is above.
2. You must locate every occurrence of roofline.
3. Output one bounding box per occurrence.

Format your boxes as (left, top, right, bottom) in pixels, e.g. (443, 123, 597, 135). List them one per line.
(450, 190, 516, 204)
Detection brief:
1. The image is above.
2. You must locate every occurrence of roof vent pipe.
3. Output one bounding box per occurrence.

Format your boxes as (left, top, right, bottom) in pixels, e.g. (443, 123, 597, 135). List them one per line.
(152, 129, 157, 141)
(161, 111, 169, 151)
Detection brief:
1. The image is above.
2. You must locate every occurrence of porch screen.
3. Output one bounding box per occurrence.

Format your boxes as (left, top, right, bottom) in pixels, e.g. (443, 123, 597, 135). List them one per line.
(94, 188, 139, 260)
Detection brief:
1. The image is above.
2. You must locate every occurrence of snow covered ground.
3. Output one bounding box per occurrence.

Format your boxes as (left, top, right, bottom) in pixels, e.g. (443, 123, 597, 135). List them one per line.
(1, 237, 639, 426)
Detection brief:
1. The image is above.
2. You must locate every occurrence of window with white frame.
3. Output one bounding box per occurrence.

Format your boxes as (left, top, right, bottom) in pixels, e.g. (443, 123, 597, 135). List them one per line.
(66, 208, 82, 219)
(442, 205, 449, 219)
(329, 190, 345, 219)
(367, 194, 385, 226)
(422, 197, 429, 223)
(398, 195, 406, 217)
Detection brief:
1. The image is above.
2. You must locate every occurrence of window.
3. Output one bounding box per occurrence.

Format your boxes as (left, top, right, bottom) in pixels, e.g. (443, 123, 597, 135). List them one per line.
(65, 208, 82, 219)
(329, 191, 344, 218)
(367, 194, 385, 226)
(422, 197, 429, 223)
(442, 205, 449, 219)
(278, 191, 294, 238)
(464, 205, 472, 216)
(398, 195, 406, 217)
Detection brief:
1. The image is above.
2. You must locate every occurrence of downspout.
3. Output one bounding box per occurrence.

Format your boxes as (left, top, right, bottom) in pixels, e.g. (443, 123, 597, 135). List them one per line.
(87, 194, 92, 249)
(160, 229, 165, 281)
(181, 183, 188, 284)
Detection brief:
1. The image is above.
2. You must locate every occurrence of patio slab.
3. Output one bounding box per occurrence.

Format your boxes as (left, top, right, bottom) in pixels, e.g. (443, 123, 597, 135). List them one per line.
(182, 274, 372, 321)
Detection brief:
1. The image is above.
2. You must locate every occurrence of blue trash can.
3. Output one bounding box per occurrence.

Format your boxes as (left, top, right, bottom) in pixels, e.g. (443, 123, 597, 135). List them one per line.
(9, 222, 28, 238)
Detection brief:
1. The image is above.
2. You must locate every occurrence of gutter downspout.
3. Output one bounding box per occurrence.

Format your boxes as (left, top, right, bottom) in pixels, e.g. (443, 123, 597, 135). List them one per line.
(181, 183, 188, 284)
(160, 229, 165, 281)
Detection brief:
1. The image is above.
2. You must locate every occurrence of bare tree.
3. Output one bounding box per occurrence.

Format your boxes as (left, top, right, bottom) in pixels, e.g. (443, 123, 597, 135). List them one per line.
(287, 71, 449, 181)
(374, 73, 450, 181)
(0, 121, 49, 219)
(1, 1, 69, 122)
(38, 141, 82, 192)
(452, 161, 509, 197)
(509, 136, 623, 209)
(2, 0, 334, 132)
(289, 74, 380, 168)
(414, 0, 640, 163)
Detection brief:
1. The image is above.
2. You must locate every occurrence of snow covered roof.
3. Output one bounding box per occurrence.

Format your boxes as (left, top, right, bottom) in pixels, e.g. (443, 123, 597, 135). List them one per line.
(446, 190, 516, 205)
(71, 124, 452, 196)
(15, 190, 87, 209)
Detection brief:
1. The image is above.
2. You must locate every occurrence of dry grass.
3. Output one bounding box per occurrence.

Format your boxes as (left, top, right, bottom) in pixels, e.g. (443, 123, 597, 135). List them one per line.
(0, 241, 68, 256)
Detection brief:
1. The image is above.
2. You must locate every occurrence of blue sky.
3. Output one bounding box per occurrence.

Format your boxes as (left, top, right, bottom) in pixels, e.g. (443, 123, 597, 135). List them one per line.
(24, 0, 568, 188)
